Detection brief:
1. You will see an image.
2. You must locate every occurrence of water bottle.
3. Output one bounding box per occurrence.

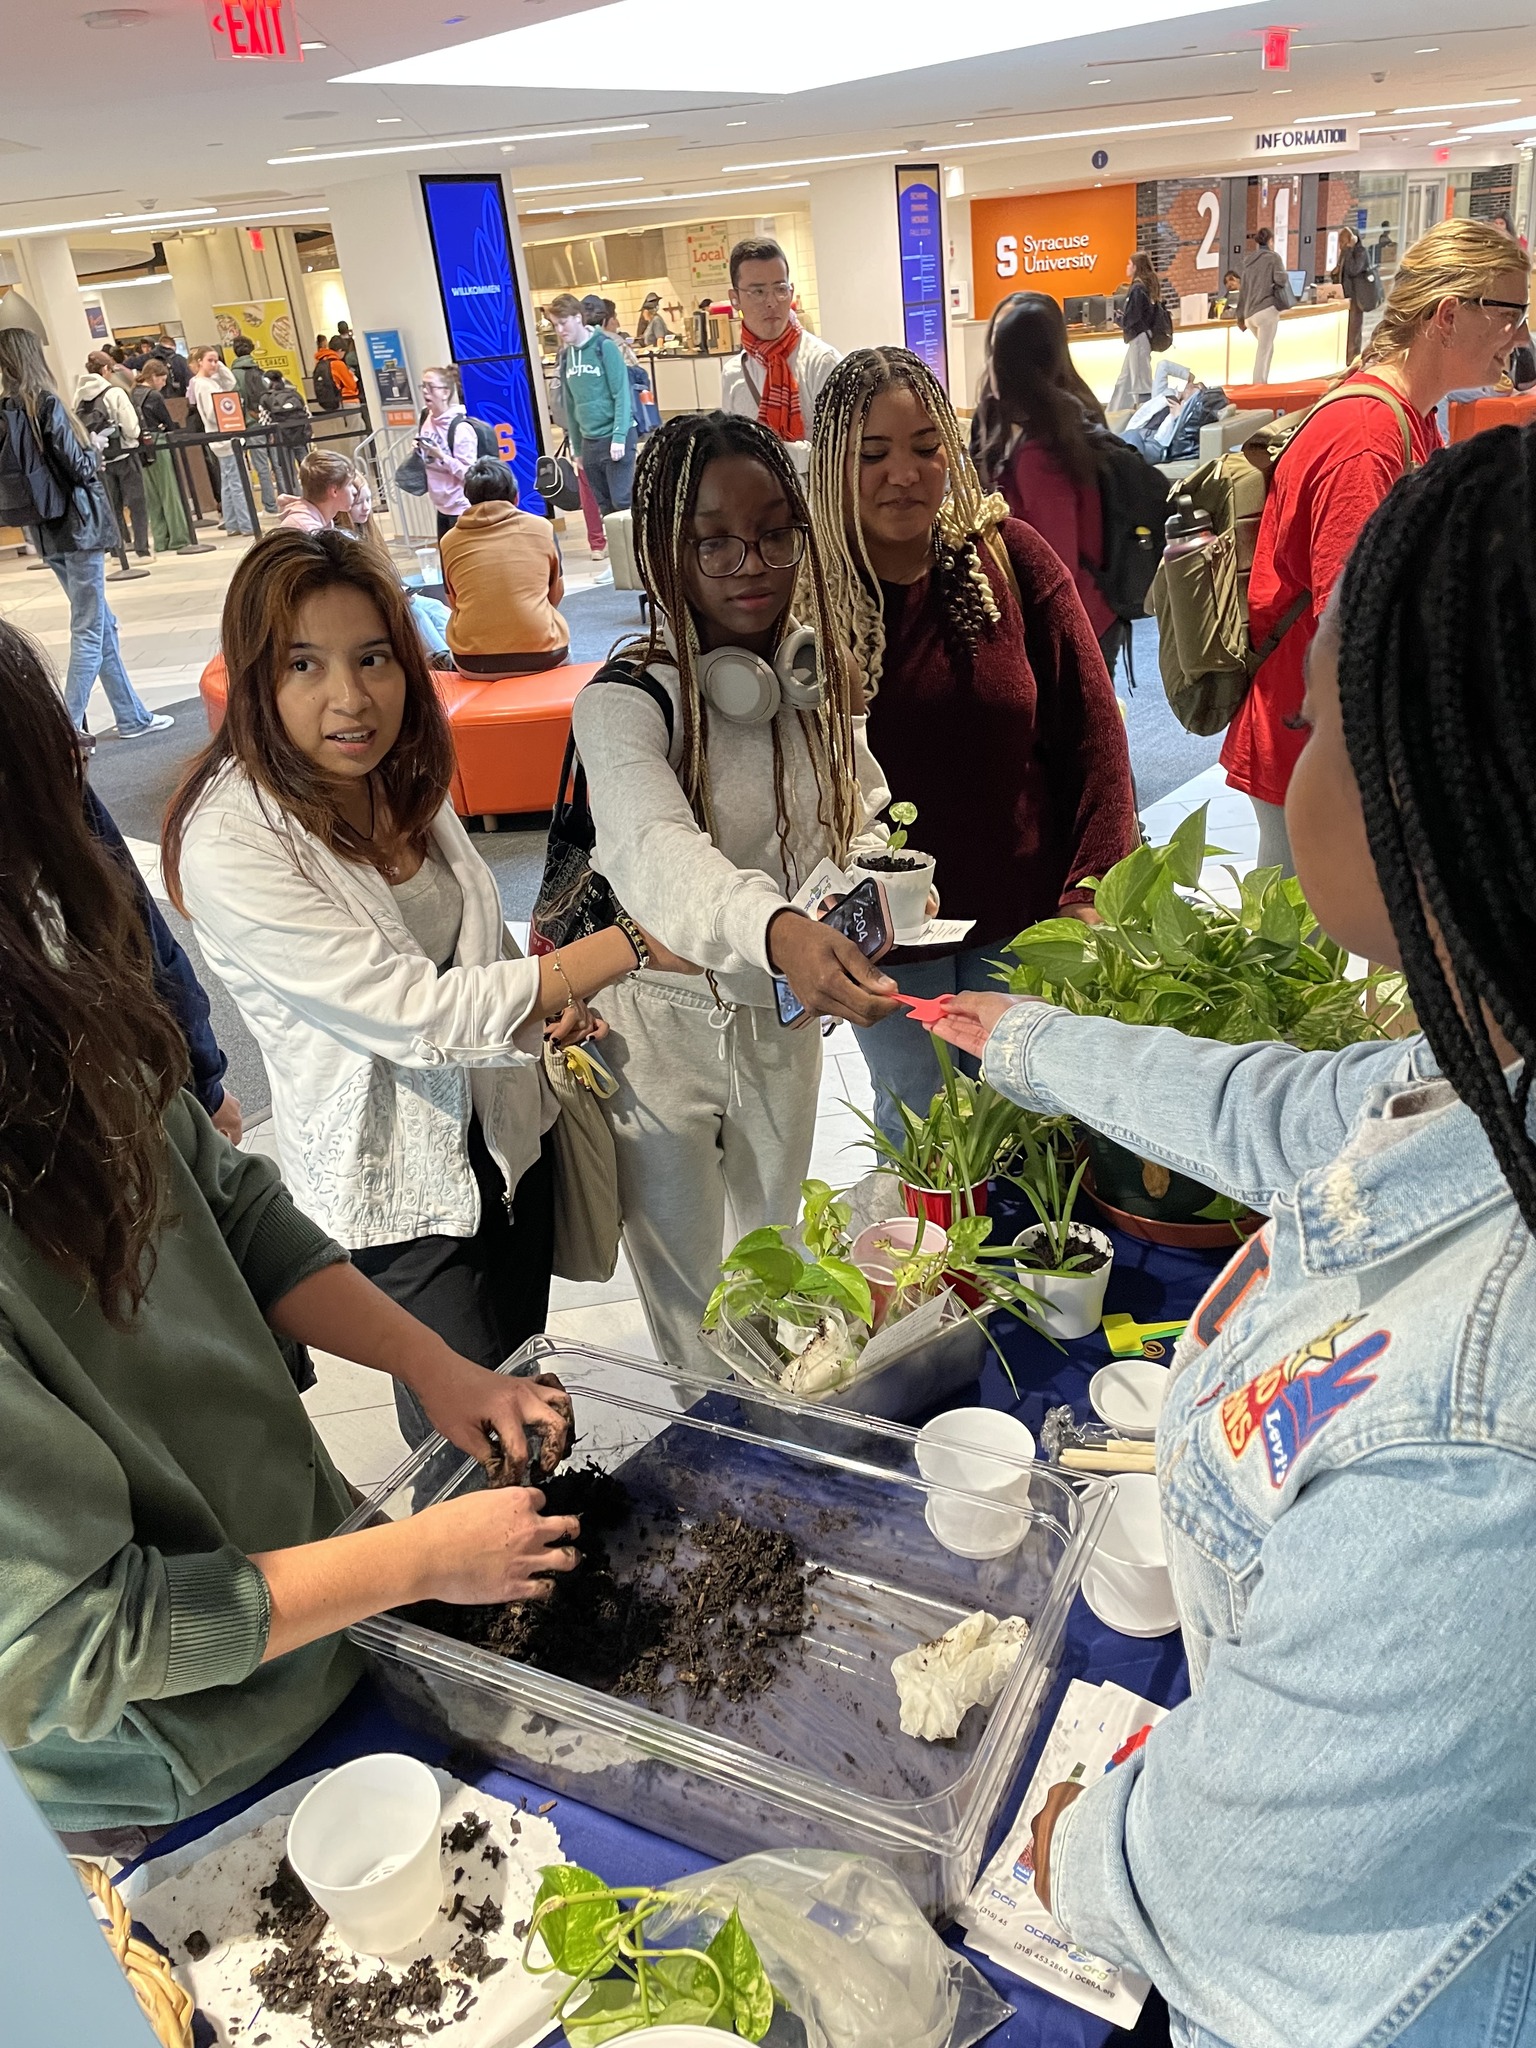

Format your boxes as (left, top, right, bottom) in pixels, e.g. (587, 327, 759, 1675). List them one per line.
(1162, 492, 1216, 565)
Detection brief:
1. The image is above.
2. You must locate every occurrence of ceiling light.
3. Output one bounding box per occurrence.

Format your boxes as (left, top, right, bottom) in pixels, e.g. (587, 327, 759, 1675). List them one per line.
(1461, 114, 1536, 133)
(1359, 122, 1452, 133)
(1291, 111, 1377, 122)
(339, 0, 1243, 96)
(955, 120, 975, 127)
(299, 39, 327, 49)
(727, 119, 747, 126)
(1415, 45, 1439, 52)
(0, 204, 218, 239)
(1090, 77, 1112, 84)
(1272, 88, 1292, 95)
(110, 205, 331, 232)
(79, 274, 173, 292)
(723, 112, 1233, 175)
(267, 120, 648, 165)
(513, 175, 646, 194)
(522, 180, 809, 216)
(1392, 98, 1520, 112)
(376, 116, 403, 123)
(83, 8, 150, 23)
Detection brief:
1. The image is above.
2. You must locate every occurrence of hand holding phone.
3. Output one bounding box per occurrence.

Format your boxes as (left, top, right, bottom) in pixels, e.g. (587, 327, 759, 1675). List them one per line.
(771, 878, 898, 1028)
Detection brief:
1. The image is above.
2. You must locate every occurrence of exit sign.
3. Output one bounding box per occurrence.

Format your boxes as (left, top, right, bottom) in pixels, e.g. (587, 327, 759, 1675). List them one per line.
(206, 0, 301, 61)
(1262, 27, 1291, 71)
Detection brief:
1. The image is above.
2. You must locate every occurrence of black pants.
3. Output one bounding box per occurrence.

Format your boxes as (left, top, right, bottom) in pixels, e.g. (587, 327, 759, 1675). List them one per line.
(454, 646, 570, 676)
(436, 509, 459, 539)
(105, 458, 150, 557)
(351, 1119, 555, 1446)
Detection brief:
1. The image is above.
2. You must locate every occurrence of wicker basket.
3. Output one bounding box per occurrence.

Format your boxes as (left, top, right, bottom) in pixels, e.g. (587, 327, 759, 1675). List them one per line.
(73, 1856, 195, 2048)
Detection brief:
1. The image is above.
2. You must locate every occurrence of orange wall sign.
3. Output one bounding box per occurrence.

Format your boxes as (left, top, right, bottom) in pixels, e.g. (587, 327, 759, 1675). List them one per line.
(970, 185, 1138, 319)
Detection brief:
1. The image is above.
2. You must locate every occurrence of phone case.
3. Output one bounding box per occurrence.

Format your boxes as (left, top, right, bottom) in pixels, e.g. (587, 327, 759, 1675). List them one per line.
(773, 877, 894, 1026)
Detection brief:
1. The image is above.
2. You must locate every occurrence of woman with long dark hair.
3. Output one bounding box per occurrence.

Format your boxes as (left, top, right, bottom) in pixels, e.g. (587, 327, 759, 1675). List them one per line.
(974, 291, 1118, 662)
(931, 420, 1536, 2048)
(1109, 250, 1160, 409)
(0, 324, 166, 738)
(164, 529, 686, 1442)
(808, 346, 1137, 1144)
(0, 615, 584, 1848)
(569, 410, 898, 1373)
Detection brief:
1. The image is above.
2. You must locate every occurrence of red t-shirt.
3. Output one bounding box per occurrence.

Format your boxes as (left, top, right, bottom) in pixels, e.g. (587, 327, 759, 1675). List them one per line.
(1221, 374, 1441, 806)
(998, 438, 1116, 641)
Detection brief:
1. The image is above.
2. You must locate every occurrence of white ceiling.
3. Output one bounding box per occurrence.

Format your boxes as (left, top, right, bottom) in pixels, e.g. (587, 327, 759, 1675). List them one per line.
(0, 0, 1530, 265)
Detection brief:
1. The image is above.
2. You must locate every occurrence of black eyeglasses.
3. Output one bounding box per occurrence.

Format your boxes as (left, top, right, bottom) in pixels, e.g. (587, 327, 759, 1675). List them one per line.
(1467, 296, 1531, 325)
(692, 525, 806, 577)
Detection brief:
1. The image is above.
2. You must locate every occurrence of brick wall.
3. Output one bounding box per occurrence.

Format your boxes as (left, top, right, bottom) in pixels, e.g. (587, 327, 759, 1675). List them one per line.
(1138, 172, 1362, 293)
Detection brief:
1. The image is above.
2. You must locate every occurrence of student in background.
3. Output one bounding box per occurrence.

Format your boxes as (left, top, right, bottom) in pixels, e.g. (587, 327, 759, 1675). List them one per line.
(1109, 251, 1159, 409)
(415, 364, 481, 540)
(230, 336, 280, 515)
(1333, 226, 1373, 361)
(311, 336, 359, 414)
(278, 449, 453, 663)
(75, 350, 149, 559)
(130, 356, 194, 553)
(719, 235, 841, 472)
(551, 294, 636, 527)
(636, 292, 671, 348)
(187, 344, 256, 536)
(440, 458, 569, 675)
(1236, 228, 1291, 384)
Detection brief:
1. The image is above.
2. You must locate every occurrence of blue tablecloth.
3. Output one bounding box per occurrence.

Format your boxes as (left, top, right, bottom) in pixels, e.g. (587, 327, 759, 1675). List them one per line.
(126, 1205, 1227, 2047)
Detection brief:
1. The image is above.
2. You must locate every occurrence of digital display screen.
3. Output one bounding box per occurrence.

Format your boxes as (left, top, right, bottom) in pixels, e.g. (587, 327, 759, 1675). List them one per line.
(896, 165, 948, 390)
(420, 173, 546, 512)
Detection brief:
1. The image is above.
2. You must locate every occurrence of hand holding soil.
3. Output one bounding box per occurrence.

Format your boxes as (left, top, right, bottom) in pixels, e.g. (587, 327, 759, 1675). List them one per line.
(410, 1357, 574, 1483)
(407, 1488, 582, 1607)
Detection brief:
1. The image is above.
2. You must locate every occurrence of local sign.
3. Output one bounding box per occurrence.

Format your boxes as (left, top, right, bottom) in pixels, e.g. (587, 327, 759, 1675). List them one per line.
(206, 0, 301, 61)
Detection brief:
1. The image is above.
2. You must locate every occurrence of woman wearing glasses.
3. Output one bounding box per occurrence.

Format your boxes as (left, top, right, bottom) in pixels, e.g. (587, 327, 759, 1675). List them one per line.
(1222, 217, 1530, 875)
(568, 412, 899, 1375)
(720, 236, 842, 474)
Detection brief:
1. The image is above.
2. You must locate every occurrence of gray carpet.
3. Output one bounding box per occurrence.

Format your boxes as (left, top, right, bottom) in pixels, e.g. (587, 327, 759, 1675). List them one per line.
(86, 591, 1216, 1124)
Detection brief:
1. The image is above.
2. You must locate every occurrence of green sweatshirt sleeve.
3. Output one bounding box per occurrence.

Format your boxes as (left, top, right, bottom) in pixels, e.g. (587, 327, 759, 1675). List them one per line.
(560, 351, 582, 457)
(603, 335, 633, 446)
(166, 1092, 347, 1313)
(0, 1332, 272, 1751)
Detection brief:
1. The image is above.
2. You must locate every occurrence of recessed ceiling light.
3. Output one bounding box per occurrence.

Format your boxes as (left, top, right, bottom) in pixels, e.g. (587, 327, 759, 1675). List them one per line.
(1393, 98, 1519, 112)
(726, 119, 747, 126)
(1415, 45, 1439, 52)
(268, 120, 649, 165)
(376, 116, 403, 123)
(1273, 87, 1292, 95)
(1359, 122, 1452, 133)
(0, 204, 218, 237)
(341, 0, 1245, 95)
(1089, 77, 1112, 85)
(299, 38, 327, 49)
(955, 120, 974, 127)
(513, 174, 646, 194)
(111, 205, 332, 234)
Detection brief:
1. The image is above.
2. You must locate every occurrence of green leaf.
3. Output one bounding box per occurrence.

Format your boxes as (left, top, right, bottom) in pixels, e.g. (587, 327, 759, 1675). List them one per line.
(732, 1242, 804, 1293)
(563, 1977, 651, 2047)
(1162, 803, 1209, 887)
(889, 800, 918, 827)
(533, 1866, 622, 1978)
(707, 1909, 776, 2042)
(1149, 885, 1202, 965)
(1092, 841, 1161, 927)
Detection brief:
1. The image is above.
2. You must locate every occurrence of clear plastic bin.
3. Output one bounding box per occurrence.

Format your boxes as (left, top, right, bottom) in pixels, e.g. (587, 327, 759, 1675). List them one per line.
(339, 1338, 1110, 1921)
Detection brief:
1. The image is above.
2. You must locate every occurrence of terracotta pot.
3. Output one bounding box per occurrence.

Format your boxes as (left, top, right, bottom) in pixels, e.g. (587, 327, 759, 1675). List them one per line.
(901, 1180, 990, 1229)
(1081, 1131, 1263, 1245)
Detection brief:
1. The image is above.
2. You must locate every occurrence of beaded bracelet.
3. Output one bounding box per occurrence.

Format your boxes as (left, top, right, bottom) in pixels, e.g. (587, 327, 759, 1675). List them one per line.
(613, 909, 651, 971)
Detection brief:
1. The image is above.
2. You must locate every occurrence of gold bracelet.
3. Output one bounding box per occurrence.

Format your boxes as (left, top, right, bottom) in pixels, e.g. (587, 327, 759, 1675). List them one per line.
(550, 948, 577, 1008)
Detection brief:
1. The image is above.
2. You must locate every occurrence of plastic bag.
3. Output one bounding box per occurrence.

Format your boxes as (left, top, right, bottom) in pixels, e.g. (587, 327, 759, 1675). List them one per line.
(644, 1850, 1012, 2048)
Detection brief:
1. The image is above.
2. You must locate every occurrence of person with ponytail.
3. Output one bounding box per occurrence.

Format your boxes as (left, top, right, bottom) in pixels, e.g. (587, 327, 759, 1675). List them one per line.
(929, 423, 1536, 2047)
(1223, 215, 1530, 875)
(808, 345, 1137, 1144)
(0, 615, 587, 1848)
(569, 410, 898, 1373)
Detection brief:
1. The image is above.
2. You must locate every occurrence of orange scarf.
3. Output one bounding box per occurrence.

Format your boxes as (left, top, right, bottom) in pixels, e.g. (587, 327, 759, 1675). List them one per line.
(742, 310, 804, 441)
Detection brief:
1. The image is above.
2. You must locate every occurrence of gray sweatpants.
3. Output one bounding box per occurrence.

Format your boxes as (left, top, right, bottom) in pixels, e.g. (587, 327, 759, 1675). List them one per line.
(599, 976, 823, 1379)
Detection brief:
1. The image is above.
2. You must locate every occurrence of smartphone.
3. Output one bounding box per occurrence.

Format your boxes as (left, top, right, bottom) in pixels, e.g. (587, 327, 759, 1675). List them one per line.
(774, 876, 894, 1026)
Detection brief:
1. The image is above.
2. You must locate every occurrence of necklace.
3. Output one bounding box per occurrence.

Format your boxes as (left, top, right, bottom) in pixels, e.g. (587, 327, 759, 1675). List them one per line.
(363, 779, 404, 883)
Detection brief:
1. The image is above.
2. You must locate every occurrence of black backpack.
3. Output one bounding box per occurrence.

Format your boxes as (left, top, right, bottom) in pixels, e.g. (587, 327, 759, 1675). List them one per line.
(0, 405, 48, 526)
(261, 385, 311, 446)
(1149, 299, 1175, 353)
(77, 388, 126, 464)
(447, 409, 502, 460)
(312, 356, 342, 412)
(1086, 425, 1172, 623)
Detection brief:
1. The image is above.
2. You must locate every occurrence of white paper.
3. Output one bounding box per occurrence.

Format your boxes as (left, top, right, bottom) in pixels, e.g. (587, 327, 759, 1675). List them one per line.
(892, 1610, 1031, 1740)
(958, 1679, 1167, 2028)
(896, 916, 977, 948)
(126, 1771, 568, 2048)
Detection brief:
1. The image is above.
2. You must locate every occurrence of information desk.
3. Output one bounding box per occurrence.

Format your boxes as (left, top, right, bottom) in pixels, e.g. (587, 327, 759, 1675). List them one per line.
(122, 1195, 1228, 2047)
(952, 302, 1349, 409)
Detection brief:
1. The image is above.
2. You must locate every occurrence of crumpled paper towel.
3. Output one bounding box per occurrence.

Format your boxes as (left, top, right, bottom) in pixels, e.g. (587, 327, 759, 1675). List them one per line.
(892, 1610, 1031, 1741)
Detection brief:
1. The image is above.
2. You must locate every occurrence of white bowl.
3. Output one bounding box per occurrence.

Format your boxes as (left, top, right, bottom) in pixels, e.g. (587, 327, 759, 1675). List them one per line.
(917, 1408, 1036, 1558)
(1089, 1359, 1171, 1440)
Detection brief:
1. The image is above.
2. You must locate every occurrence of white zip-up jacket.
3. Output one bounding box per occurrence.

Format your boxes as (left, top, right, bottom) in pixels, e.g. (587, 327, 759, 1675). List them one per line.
(179, 768, 552, 1248)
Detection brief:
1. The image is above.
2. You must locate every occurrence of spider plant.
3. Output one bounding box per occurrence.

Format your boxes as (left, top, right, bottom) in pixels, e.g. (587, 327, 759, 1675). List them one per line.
(847, 1036, 1031, 1214)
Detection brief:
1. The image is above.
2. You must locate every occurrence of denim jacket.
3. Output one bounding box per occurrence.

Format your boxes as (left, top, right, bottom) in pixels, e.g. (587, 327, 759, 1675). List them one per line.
(983, 1004, 1536, 2048)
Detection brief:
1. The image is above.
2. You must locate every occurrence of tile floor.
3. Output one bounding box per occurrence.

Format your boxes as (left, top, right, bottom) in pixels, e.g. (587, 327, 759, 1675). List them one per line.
(0, 519, 1267, 1499)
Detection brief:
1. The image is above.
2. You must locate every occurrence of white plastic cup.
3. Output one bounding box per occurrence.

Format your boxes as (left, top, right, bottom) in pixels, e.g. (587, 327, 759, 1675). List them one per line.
(286, 1753, 444, 1956)
(917, 1408, 1037, 1558)
(1083, 1472, 1175, 1625)
(850, 1215, 950, 1327)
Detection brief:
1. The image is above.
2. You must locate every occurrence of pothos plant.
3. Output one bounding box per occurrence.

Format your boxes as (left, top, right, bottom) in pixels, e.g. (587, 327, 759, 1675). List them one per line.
(1002, 803, 1408, 1048)
(525, 1864, 777, 2044)
(701, 1179, 873, 1337)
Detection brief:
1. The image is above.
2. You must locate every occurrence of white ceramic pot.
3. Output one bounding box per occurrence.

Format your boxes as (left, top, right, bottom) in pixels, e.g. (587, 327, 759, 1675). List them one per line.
(1012, 1223, 1115, 1341)
(849, 850, 936, 942)
(916, 1407, 1037, 1558)
(1081, 1471, 1179, 1637)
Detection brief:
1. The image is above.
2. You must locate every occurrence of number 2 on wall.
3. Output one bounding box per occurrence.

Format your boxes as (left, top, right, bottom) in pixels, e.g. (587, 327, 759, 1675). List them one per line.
(1195, 191, 1220, 270)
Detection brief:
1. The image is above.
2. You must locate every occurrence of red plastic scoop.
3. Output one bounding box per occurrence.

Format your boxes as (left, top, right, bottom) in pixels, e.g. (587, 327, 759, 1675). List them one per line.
(893, 991, 955, 1030)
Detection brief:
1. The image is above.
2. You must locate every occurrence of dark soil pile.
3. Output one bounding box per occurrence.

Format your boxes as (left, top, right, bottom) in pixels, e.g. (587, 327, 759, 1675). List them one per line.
(419, 1467, 817, 1711)
(853, 850, 925, 874)
(1018, 1225, 1111, 1275)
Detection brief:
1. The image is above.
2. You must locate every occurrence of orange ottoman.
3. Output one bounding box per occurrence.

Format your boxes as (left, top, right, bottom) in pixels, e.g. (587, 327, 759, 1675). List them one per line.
(197, 653, 488, 816)
(450, 662, 599, 820)
(1223, 380, 1331, 417)
(1448, 390, 1536, 443)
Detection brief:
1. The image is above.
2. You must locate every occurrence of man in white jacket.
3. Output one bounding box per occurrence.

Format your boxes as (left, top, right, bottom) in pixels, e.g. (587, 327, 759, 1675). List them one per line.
(719, 237, 841, 475)
(75, 354, 148, 558)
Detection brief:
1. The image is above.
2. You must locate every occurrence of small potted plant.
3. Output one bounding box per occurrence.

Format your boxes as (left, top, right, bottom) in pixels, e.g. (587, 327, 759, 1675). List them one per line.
(1002, 804, 1410, 1244)
(1008, 1116, 1115, 1341)
(701, 1181, 874, 1397)
(848, 799, 935, 941)
(848, 1035, 1027, 1225)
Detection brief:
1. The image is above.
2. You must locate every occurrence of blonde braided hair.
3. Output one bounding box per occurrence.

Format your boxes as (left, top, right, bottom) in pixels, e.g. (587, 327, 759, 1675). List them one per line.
(808, 347, 1012, 701)
(615, 411, 863, 873)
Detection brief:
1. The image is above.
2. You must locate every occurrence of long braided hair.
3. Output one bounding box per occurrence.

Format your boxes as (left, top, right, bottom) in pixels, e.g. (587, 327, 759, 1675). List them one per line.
(1336, 423, 1536, 1231)
(617, 410, 862, 873)
(808, 346, 1009, 700)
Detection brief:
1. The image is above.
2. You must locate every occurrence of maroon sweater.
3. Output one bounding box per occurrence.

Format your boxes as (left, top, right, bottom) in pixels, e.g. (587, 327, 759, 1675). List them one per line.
(870, 518, 1137, 947)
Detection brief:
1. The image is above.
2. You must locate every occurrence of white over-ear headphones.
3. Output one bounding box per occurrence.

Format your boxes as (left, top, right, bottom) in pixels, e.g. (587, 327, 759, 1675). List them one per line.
(696, 623, 823, 725)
